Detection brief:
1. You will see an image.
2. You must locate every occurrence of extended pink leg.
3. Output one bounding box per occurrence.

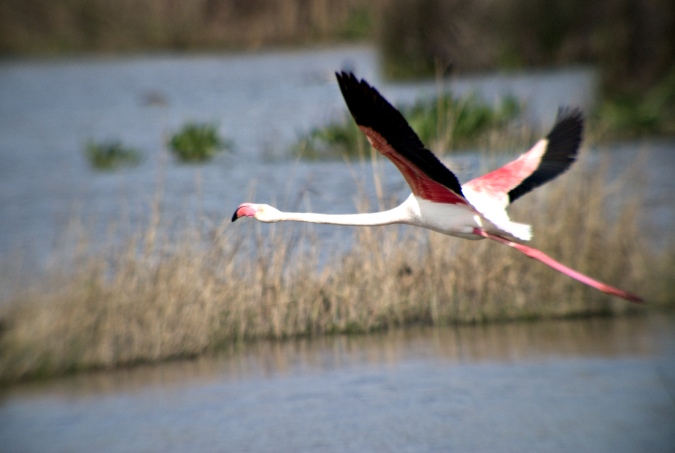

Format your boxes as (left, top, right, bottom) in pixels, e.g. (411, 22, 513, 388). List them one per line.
(473, 228, 644, 304)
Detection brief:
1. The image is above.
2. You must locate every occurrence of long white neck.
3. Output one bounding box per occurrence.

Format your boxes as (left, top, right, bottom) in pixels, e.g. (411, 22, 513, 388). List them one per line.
(276, 199, 416, 227)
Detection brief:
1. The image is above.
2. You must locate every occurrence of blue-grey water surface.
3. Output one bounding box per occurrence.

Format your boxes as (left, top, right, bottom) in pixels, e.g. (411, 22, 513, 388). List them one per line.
(6, 45, 668, 275)
(1, 315, 674, 453)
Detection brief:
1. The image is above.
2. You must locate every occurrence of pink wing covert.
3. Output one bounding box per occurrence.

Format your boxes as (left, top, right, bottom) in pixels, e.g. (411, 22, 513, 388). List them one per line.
(465, 108, 583, 207)
(360, 125, 469, 205)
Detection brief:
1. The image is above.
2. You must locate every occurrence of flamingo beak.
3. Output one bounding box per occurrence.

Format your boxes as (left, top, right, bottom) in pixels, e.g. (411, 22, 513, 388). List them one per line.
(231, 204, 256, 222)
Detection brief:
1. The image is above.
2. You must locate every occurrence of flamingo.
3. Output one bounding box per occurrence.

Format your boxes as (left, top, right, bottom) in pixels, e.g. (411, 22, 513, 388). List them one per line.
(232, 72, 643, 304)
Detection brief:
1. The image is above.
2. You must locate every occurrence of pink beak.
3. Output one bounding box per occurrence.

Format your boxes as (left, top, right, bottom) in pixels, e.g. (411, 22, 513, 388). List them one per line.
(231, 204, 256, 222)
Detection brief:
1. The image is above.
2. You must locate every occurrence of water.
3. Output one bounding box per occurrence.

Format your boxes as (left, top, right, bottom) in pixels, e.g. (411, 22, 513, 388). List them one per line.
(4, 45, 667, 277)
(1, 46, 674, 452)
(1, 315, 674, 452)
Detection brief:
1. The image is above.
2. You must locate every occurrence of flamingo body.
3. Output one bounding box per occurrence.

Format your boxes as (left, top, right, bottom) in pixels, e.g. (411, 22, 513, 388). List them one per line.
(232, 72, 643, 304)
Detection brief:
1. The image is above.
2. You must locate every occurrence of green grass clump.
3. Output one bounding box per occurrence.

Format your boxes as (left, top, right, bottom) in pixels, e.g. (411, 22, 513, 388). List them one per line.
(293, 119, 369, 159)
(596, 69, 675, 139)
(292, 93, 522, 159)
(85, 140, 142, 170)
(405, 93, 521, 149)
(168, 123, 231, 163)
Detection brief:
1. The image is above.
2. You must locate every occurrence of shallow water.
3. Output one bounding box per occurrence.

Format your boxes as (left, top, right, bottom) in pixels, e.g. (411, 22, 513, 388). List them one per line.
(1, 314, 674, 452)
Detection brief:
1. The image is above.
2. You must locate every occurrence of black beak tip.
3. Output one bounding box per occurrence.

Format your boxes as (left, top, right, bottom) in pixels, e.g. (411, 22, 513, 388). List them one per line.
(231, 210, 239, 222)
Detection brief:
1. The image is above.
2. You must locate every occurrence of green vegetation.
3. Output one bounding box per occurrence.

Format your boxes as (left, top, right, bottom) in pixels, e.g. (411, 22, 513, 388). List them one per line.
(168, 122, 231, 163)
(293, 93, 522, 159)
(404, 93, 521, 150)
(376, 0, 674, 137)
(338, 6, 373, 41)
(85, 139, 142, 170)
(0, 152, 672, 384)
(596, 69, 675, 139)
(293, 118, 368, 160)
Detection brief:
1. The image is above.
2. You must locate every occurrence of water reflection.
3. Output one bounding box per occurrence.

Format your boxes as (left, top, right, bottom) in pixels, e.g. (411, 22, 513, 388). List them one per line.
(8, 314, 671, 399)
(2, 315, 674, 453)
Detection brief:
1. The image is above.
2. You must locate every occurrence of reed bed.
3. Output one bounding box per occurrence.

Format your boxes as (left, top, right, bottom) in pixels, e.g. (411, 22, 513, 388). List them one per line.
(0, 154, 672, 384)
(0, 0, 380, 54)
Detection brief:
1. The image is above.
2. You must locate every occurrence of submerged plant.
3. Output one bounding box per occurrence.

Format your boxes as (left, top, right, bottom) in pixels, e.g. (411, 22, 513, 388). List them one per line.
(169, 122, 232, 163)
(85, 140, 142, 170)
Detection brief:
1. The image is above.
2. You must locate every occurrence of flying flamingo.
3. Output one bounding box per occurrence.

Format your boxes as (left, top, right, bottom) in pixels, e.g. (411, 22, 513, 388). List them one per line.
(232, 72, 643, 304)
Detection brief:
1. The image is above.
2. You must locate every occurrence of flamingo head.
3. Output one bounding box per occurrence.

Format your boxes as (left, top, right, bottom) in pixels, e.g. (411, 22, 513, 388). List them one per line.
(231, 203, 281, 223)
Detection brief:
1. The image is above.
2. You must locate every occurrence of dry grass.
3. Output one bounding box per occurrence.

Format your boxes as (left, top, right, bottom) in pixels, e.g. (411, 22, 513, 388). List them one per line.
(0, 0, 381, 54)
(0, 153, 672, 384)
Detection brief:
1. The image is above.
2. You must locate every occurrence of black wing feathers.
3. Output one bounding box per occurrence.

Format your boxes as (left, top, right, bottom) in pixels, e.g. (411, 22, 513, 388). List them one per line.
(508, 107, 584, 203)
(335, 72, 464, 197)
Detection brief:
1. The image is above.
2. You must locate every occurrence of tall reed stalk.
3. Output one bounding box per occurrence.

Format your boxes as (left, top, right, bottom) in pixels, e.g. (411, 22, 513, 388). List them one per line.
(0, 152, 671, 384)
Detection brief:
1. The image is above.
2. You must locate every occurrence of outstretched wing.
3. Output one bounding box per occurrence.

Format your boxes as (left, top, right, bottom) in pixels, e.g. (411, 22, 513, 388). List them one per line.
(336, 72, 469, 206)
(464, 107, 584, 207)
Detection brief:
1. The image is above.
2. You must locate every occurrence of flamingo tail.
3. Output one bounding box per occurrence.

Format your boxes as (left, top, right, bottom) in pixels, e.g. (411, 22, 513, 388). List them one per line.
(473, 228, 644, 304)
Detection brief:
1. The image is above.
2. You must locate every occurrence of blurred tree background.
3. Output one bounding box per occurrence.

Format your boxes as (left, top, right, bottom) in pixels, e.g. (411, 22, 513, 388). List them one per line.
(1, 0, 672, 134)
